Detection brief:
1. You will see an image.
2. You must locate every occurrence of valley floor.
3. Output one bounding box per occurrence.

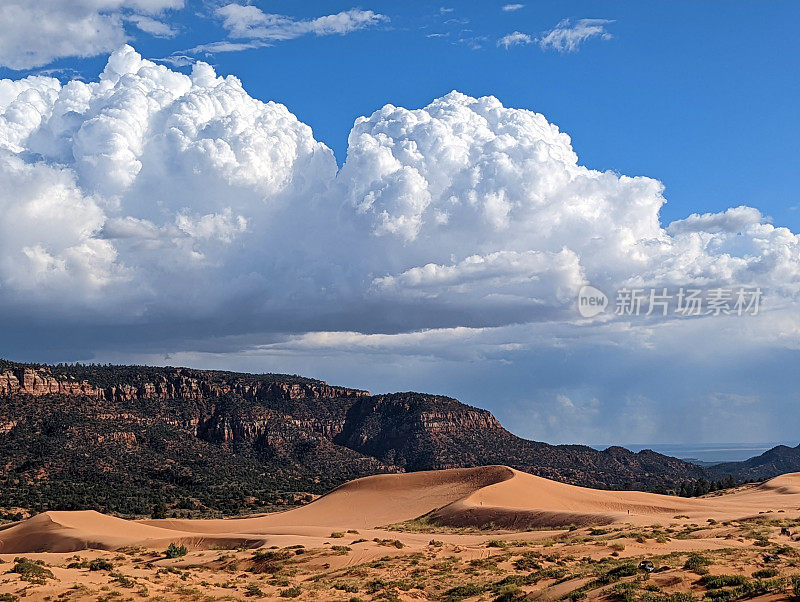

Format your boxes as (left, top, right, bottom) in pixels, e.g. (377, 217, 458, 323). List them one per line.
(4, 517, 800, 601)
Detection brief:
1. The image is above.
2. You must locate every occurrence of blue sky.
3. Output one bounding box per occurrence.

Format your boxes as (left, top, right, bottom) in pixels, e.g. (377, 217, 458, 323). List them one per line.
(1, 1, 799, 446)
(5, 1, 795, 227)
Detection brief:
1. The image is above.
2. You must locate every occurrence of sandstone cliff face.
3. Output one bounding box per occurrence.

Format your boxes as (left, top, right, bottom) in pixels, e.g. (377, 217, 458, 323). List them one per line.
(0, 366, 367, 404)
(0, 360, 716, 501)
(0, 364, 375, 453)
(0, 368, 101, 398)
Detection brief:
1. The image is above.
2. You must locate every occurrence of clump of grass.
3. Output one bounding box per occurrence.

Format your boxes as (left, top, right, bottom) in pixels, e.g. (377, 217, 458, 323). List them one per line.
(527, 567, 569, 584)
(752, 568, 778, 578)
(373, 538, 405, 548)
(279, 586, 302, 598)
(245, 583, 264, 597)
(513, 551, 542, 571)
(330, 531, 345, 538)
(89, 558, 114, 571)
(109, 571, 135, 588)
(250, 549, 292, 574)
(703, 577, 785, 600)
(494, 583, 522, 601)
(442, 583, 483, 601)
(9, 558, 54, 584)
(699, 574, 749, 589)
(597, 562, 638, 585)
(332, 582, 359, 593)
(486, 539, 508, 548)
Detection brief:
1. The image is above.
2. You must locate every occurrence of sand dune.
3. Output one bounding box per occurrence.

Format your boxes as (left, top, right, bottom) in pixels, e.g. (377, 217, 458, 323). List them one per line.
(0, 510, 266, 553)
(4, 466, 800, 553)
(144, 465, 513, 534)
(430, 468, 800, 528)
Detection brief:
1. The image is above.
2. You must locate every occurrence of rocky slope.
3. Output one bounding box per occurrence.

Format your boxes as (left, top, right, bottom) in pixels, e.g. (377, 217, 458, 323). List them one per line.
(0, 359, 756, 515)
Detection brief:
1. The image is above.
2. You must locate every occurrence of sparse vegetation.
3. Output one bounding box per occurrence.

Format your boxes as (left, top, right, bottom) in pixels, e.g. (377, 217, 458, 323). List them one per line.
(8, 558, 54, 584)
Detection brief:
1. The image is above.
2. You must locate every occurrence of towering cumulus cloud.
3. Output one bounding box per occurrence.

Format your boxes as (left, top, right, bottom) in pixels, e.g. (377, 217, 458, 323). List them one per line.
(342, 92, 800, 325)
(0, 46, 337, 324)
(0, 46, 798, 356)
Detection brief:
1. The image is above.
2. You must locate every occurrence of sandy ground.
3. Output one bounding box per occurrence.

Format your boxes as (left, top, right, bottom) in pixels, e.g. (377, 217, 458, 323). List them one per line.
(3, 466, 800, 600)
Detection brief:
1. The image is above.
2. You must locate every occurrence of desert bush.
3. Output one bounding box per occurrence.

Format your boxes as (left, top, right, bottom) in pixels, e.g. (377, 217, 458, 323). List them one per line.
(245, 583, 263, 597)
(442, 583, 483, 601)
(699, 574, 749, 589)
(166, 543, 188, 558)
(9, 558, 54, 584)
(598, 562, 638, 585)
(279, 585, 302, 598)
(682, 553, 711, 574)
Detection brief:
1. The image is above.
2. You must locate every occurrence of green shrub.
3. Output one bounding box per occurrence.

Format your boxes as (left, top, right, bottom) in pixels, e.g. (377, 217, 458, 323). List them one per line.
(279, 586, 302, 598)
(110, 571, 135, 588)
(245, 583, 264, 597)
(332, 582, 359, 593)
(89, 558, 114, 571)
(493, 583, 524, 601)
(598, 562, 638, 584)
(702, 577, 785, 601)
(442, 583, 483, 601)
(513, 551, 542, 571)
(683, 553, 711, 574)
(372, 538, 404, 548)
(699, 574, 748, 589)
(165, 543, 188, 558)
(752, 568, 778, 579)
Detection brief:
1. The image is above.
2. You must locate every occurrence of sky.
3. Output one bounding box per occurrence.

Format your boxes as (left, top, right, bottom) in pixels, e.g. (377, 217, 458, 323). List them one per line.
(0, 0, 798, 447)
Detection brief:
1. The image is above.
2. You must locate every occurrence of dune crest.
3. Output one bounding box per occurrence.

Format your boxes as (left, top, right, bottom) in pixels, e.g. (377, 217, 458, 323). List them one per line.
(3, 466, 800, 553)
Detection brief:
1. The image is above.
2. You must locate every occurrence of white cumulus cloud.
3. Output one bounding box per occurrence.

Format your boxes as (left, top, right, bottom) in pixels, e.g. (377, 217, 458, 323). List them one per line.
(0, 46, 799, 361)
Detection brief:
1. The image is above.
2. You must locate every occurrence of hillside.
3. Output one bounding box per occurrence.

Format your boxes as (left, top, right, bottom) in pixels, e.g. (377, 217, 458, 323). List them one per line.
(710, 444, 800, 481)
(0, 359, 758, 516)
